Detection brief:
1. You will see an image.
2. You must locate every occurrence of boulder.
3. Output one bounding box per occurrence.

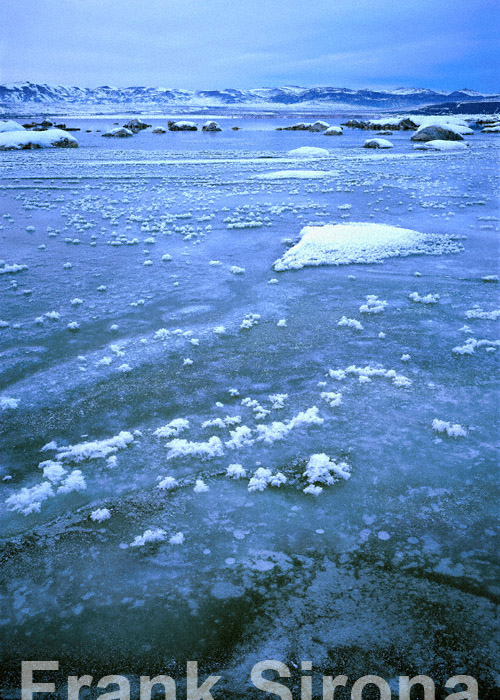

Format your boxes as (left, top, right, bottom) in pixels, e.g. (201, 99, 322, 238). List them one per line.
(324, 126, 343, 136)
(367, 117, 418, 131)
(411, 124, 466, 142)
(341, 119, 366, 129)
(0, 128, 78, 150)
(413, 140, 469, 151)
(309, 120, 330, 132)
(482, 124, 500, 133)
(0, 120, 26, 133)
(152, 126, 167, 134)
(102, 127, 133, 138)
(281, 122, 312, 131)
(342, 117, 418, 131)
(288, 146, 329, 157)
(363, 138, 393, 149)
(281, 121, 329, 132)
(202, 121, 222, 132)
(168, 121, 197, 131)
(123, 118, 151, 133)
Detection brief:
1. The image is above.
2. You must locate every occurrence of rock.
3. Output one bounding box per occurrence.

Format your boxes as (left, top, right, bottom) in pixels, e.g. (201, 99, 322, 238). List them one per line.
(0, 120, 26, 132)
(288, 146, 329, 157)
(123, 118, 151, 133)
(0, 128, 78, 150)
(411, 124, 468, 142)
(341, 119, 366, 129)
(342, 117, 418, 131)
(232, 126, 240, 131)
(41, 119, 53, 127)
(202, 121, 222, 132)
(363, 138, 393, 149)
(482, 124, 500, 133)
(152, 126, 167, 134)
(168, 121, 197, 131)
(324, 126, 343, 136)
(102, 127, 133, 138)
(282, 121, 329, 132)
(309, 120, 330, 132)
(281, 122, 311, 131)
(413, 140, 469, 151)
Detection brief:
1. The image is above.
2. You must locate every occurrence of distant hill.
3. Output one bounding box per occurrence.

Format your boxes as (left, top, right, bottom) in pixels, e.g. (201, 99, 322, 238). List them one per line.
(412, 100, 500, 116)
(1, 82, 498, 110)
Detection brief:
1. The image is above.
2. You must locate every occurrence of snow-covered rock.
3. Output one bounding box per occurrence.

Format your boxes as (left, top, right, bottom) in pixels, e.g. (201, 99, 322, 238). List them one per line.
(413, 140, 469, 151)
(168, 121, 197, 131)
(123, 118, 150, 133)
(0, 119, 25, 133)
(288, 146, 329, 157)
(482, 124, 500, 133)
(281, 121, 329, 132)
(202, 121, 221, 132)
(102, 127, 133, 138)
(0, 128, 78, 150)
(152, 126, 167, 134)
(363, 138, 393, 149)
(273, 222, 438, 270)
(308, 120, 330, 132)
(324, 126, 343, 135)
(411, 123, 469, 142)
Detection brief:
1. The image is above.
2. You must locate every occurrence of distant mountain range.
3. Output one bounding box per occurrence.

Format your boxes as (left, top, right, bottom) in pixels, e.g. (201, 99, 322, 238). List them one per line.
(1, 82, 498, 110)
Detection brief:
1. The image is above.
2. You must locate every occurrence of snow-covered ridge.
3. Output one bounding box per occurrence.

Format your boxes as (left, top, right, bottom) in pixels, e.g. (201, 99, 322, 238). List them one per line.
(0, 82, 497, 109)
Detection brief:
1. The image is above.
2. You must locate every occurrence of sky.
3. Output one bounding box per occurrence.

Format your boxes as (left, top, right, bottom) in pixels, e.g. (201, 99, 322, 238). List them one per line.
(1, 0, 499, 92)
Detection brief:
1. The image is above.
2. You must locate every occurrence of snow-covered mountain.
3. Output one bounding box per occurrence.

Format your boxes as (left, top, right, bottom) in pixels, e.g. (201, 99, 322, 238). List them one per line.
(0, 82, 497, 109)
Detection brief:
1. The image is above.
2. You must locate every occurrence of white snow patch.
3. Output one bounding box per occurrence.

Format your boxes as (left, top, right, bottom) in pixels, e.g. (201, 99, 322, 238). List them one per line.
(304, 453, 351, 485)
(338, 316, 363, 330)
(274, 223, 443, 270)
(409, 292, 440, 304)
(166, 436, 224, 460)
(287, 146, 329, 157)
(91, 508, 111, 522)
(130, 528, 166, 547)
(432, 419, 467, 438)
(56, 431, 134, 462)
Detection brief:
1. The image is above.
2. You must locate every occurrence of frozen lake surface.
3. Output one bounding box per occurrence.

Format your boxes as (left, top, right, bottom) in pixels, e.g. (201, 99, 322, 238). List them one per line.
(1, 111, 499, 697)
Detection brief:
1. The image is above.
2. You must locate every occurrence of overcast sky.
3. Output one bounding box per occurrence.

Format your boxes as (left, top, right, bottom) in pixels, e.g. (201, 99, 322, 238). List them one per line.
(1, 0, 499, 92)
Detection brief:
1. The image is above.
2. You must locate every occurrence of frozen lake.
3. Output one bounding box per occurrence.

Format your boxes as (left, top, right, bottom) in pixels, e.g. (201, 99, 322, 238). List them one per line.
(1, 111, 499, 697)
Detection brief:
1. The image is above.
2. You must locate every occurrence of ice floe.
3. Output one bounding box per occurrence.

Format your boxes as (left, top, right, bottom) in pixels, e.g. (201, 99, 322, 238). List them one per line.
(273, 222, 461, 270)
